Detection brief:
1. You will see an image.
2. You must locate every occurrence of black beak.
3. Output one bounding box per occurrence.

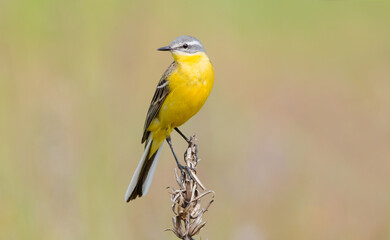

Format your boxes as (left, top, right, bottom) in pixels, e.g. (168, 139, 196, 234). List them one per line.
(157, 46, 171, 51)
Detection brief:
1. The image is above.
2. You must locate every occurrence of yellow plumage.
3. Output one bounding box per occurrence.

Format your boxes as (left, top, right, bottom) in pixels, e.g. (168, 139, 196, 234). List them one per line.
(148, 52, 214, 156)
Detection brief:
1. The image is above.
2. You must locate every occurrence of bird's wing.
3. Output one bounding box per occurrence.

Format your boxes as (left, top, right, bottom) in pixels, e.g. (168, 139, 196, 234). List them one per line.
(141, 61, 177, 143)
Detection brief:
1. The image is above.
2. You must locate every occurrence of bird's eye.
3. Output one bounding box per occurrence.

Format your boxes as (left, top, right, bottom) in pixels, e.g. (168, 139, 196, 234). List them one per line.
(183, 43, 188, 49)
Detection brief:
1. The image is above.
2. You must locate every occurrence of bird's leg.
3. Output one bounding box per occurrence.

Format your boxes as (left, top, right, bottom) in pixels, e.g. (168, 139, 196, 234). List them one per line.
(166, 136, 196, 181)
(174, 127, 190, 144)
(175, 128, 197, 170)
(166, 136, 186, 175)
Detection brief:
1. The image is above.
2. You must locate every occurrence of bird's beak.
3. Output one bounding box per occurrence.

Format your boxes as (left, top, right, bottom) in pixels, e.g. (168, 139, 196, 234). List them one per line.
(157, 46, 171, 51)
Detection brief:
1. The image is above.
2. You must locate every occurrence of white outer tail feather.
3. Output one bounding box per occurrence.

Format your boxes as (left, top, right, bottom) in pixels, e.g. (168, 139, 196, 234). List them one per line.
(124, 138, 164, 201)
(142, 142, 164, 194)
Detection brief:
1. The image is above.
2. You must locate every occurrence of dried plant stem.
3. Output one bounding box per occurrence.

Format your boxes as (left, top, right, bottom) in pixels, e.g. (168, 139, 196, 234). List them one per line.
(167, 136, 215, 240)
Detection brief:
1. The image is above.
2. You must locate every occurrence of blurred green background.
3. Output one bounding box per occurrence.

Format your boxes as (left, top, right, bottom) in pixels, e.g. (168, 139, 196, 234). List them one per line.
(1, 0, 390, 239)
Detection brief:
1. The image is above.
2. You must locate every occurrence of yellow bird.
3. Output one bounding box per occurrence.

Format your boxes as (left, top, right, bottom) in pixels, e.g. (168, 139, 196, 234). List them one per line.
(125, 36, 215, 202)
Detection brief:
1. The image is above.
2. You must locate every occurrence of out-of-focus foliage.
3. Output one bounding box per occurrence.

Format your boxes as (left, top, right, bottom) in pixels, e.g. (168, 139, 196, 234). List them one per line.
(1, 0, 390, 239)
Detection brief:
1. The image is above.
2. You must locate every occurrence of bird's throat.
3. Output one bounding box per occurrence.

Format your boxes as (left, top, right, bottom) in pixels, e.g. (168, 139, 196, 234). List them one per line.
(172, 52, 209, 65)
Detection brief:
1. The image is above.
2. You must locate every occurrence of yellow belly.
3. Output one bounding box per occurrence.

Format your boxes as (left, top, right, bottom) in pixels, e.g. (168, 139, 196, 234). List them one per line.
(162, 59, 213, 126)
(160, 79, 210, 127)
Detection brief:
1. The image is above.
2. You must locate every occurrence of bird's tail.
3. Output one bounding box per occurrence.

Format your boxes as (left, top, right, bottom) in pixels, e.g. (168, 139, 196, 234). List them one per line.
(125, 137, 164, 202)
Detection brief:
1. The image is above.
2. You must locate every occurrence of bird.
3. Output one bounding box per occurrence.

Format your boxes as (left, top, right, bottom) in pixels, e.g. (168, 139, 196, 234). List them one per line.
(125, 36, 215, 202)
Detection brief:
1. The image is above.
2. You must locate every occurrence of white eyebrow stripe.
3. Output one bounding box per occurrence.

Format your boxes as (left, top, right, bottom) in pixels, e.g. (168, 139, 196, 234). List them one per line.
(186, 41, 202, 46)
(156, 81, 169, 88)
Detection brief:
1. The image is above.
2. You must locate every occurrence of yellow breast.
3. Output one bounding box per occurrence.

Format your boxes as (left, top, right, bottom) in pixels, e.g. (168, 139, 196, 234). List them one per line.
(159, 52, 214, 129)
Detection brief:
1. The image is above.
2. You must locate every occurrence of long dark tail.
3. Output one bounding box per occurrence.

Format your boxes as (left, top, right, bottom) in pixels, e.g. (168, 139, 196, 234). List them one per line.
(125, 138, 164, 202)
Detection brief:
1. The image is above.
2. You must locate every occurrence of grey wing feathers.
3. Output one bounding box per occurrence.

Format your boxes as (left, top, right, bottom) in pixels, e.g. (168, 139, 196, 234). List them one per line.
(141, 62, 177, 143)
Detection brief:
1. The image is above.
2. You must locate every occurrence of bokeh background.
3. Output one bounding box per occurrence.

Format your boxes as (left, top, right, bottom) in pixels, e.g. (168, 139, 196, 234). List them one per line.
(1, 0, 390, 239)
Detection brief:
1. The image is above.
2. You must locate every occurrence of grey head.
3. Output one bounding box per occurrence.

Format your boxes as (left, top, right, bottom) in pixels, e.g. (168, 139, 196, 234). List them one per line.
(157, 36, 205, 54)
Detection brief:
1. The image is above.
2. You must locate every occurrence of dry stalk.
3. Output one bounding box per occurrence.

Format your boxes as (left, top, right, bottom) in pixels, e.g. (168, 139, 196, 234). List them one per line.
(166, 136, 215, 240)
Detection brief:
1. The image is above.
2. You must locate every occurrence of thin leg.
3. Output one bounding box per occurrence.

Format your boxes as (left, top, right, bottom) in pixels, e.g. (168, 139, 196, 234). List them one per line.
(166, 136, 184, 170)
(175, 127, 190, 143)
(166, 136, 196, 180)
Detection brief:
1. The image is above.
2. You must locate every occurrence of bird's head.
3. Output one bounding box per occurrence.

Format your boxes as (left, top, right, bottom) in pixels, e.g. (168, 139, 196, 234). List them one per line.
(158, 36, 207, 62)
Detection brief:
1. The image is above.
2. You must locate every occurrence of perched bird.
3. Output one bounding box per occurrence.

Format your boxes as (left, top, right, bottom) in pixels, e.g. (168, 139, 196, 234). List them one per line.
(125, 36, 215, 202)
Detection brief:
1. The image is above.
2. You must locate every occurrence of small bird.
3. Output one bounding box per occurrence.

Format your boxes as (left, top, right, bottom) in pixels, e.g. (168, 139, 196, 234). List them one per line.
(125, 36, 215, 202)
